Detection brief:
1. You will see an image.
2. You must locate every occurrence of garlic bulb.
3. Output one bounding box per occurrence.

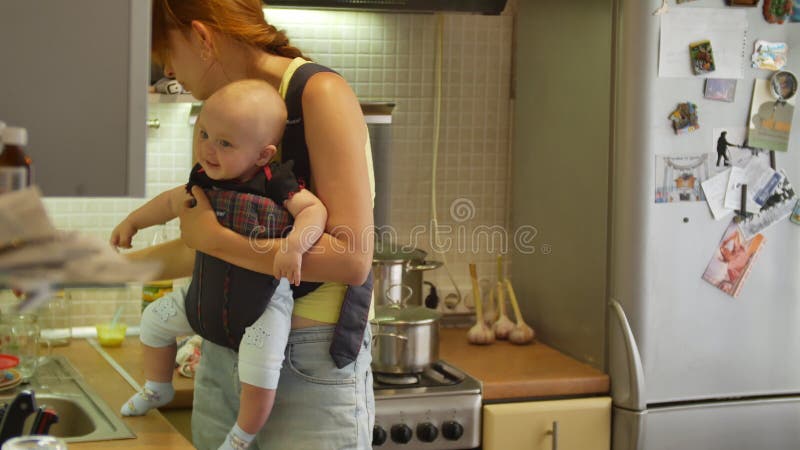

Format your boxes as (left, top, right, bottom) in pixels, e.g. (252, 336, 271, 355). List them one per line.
(468, 322, 496, 345)
(492, 281, 514, 339)
(504, 278, 535, 345)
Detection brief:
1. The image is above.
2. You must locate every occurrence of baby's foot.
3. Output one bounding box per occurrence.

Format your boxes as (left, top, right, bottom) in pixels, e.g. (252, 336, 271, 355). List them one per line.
(120, 381, 174, 416)
(218, 423, 255, 450)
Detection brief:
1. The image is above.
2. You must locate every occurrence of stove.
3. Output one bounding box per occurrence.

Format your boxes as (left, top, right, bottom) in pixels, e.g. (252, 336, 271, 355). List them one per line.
(372, 360, 482, 449)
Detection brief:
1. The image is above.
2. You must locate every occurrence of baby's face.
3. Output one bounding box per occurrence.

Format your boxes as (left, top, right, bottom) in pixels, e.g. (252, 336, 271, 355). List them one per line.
(195, 100, 271, 182)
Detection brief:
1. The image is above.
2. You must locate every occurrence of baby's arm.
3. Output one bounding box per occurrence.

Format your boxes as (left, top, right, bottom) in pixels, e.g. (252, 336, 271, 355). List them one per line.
(110, 186, 188, 248)
(274, 190, 328, 285)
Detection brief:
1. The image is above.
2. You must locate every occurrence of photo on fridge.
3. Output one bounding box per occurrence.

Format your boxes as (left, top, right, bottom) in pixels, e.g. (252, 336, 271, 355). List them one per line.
(702, 220, 765, 298)
(654, 154, 724, 203)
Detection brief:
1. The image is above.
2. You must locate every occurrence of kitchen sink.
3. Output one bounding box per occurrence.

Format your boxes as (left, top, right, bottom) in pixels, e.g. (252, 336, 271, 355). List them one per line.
(0, 355, 135, 443)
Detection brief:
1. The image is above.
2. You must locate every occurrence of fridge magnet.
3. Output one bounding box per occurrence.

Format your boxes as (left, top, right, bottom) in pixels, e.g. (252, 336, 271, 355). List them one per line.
(655, 154, 721, 203)
(751, 40, 788, 70)
(790, 199, 800, 224)
(738, 169, 797, 239)
(704, 79, 737, 102)
(769, 70, 798, 101)
(747, 79, 795, 152)
(702, 220, 765, 298)
(689, 40, 716, 75)
(715, 130, 740, 167)
(668, 102, 700, 134)
(763, 0, 793, 23)
(791, 0, 800, 20)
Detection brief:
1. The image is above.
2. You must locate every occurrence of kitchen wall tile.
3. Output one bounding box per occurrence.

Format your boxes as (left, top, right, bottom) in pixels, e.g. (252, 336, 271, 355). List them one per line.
(2, 9, 514, 320)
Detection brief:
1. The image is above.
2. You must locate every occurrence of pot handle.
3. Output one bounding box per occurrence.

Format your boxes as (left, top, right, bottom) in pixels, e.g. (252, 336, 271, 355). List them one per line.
(385, 284, 413, 306)
(371, 332, 409, 342)
(405, 260, 444, 271)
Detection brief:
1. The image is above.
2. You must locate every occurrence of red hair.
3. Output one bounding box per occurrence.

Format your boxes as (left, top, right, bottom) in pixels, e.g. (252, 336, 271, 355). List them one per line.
(152, 0, 306, 64)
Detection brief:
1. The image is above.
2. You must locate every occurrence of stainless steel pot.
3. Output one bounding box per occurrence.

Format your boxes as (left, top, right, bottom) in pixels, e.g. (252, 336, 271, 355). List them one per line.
(372, 259, 443, 306)
(370, 303, 441, 374)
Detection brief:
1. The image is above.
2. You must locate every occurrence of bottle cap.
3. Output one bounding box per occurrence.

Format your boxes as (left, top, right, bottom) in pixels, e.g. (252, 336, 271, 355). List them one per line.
(2, 127, 28, 146)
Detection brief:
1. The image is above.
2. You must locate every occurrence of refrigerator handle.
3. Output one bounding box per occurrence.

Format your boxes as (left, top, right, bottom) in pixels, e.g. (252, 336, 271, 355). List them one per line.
(609, 298, 645, 410)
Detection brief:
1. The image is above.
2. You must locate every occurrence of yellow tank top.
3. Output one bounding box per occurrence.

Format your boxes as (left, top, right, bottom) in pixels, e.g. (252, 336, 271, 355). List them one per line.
(278, 57, 375, 323)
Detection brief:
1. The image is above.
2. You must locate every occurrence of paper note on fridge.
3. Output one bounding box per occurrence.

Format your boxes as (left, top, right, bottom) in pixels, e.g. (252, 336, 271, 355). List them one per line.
(701, 169, 734, 220)
(723, 159, 780, 211)
(659, 8, 747, 78)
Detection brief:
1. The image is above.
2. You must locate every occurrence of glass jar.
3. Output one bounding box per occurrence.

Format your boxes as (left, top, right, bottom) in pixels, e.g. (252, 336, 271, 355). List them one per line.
(38, 290, 72, 347)
(0, 314, 49, 380)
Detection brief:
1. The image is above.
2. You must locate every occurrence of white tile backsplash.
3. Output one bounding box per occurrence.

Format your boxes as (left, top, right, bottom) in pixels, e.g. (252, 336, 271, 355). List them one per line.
(7, 9, 514, 320)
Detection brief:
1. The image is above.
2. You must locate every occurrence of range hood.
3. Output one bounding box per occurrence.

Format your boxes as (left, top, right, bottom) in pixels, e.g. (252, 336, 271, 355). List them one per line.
(263, 0, 508, 15)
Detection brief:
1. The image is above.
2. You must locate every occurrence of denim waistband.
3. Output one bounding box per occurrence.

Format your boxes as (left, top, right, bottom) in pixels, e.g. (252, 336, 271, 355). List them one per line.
(287, 325, 336, 344)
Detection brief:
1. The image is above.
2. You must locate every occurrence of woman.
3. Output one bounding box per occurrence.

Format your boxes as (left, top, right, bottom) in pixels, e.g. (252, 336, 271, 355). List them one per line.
(134, 1, 375, 448)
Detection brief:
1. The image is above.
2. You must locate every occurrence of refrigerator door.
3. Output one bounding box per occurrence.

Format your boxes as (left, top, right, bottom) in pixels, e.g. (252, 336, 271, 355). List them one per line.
(612, 0, 800, 407)
(613, 398, 800, 450)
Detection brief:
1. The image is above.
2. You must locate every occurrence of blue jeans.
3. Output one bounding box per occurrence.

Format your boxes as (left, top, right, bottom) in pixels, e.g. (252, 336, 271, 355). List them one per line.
(192, 325, 375, 450)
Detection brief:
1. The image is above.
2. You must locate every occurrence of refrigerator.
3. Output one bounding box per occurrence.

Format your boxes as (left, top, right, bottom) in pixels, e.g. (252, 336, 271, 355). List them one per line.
(510, 1, 800, 449)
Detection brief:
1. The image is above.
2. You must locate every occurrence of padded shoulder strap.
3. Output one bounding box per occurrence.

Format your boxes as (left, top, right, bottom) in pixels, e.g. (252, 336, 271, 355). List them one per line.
(281, 63, 338, 186)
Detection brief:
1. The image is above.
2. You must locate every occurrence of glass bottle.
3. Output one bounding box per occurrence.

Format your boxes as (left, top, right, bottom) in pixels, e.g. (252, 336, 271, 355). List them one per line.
(0, 126, 33, 194)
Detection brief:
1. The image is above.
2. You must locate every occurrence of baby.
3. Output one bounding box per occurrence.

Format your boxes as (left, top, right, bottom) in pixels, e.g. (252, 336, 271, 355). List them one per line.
(110, 79, 326, 450)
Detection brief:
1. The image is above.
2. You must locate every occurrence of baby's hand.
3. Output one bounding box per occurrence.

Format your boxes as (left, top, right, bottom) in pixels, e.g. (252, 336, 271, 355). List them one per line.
(273, 247, 302, 286)
(110, 220, 138, 249)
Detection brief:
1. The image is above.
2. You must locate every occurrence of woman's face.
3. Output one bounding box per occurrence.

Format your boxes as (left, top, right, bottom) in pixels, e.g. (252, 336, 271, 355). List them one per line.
(162, 29, 218, 100)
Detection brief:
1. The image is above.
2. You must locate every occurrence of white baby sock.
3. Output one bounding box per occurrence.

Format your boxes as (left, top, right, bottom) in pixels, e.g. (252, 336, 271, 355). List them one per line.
(218, 423, 256, 450)
(120, 380, 175, 416)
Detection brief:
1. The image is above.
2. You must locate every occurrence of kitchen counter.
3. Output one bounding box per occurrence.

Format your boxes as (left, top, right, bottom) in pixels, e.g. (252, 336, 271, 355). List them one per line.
(50, 339, 194, 449)
(438, 328, 609, 402)
(102, 329, 608, 406)
(46, 330, 607, 447)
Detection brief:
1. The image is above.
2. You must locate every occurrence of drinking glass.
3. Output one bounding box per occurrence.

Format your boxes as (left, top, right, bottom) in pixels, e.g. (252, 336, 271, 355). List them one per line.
(1, 435, 68, 450)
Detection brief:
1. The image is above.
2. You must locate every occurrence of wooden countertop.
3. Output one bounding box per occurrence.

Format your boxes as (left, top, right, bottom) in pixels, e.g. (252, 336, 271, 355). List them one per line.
(104, 329, 608, 406)
(51, 339, 194, 449)
(438, 328, 609, 402)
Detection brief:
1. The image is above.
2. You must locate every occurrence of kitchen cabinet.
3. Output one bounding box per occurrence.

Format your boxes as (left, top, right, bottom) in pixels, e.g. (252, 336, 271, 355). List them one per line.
(482, 397, 611, 450)
(0, 0, 150, 197)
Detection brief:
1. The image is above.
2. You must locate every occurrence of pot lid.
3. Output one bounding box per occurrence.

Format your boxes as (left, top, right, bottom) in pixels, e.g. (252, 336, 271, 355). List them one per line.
(372, 304, 441, 325)
(373, 237, 428, 262)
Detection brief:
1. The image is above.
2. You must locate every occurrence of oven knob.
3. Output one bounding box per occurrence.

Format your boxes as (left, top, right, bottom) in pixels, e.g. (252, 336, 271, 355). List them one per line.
(373, 425, 388, 446)
(442, 420, 464, 440)
(416, 422, 439, 442)
(390, 424, 413, 444)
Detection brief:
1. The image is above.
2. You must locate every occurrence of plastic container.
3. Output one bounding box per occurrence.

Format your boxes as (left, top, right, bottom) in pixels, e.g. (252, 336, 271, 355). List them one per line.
(96, 322, 128, 347)
(0, 126, 32, 194)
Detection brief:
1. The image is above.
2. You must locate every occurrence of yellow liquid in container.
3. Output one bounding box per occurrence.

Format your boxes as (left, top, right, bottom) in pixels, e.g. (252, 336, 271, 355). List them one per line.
(96, 323, 128, 347)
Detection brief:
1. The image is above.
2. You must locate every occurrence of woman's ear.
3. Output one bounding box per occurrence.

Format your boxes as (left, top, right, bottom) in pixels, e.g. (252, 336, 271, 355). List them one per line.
(257, 145, 278, 166)
(190, 20, 215, 54)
